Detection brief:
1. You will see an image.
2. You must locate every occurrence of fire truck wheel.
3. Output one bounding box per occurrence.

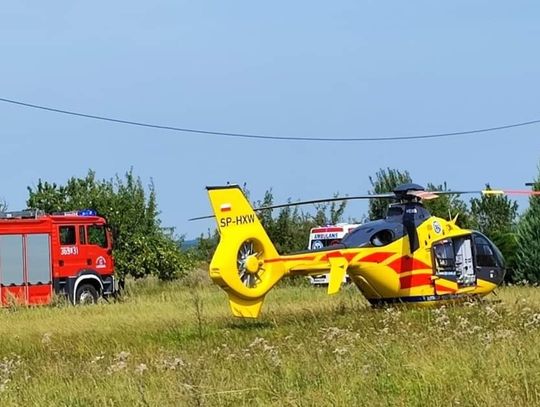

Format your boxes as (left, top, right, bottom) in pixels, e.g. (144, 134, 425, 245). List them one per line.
(76, 284, 99, 305)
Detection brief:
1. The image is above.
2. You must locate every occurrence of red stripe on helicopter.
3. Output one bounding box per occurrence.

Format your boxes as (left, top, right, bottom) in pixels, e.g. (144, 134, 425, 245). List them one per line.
(264, 255, 316, 264)
(358, 252, 395, 263)
(320, 251, 357, 262)
(399, 273, 432, 289)
(388, 256, 431, 274)
(435, 284, 457, 293)
(321, 251, 342, 260)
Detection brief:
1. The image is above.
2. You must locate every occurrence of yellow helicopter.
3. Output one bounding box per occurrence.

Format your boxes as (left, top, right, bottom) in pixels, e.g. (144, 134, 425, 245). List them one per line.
(201, 183, 536, 318)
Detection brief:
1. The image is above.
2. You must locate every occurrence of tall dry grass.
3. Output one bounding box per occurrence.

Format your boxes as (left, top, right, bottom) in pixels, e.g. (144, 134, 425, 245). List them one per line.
(0, 278, 539, 406)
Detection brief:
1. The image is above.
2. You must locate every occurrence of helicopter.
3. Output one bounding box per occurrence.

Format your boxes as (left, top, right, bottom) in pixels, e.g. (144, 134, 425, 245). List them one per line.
(201, 183, 538, 318)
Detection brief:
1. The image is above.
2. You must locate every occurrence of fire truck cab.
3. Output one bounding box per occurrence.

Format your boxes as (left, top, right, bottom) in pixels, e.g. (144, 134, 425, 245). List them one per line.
(307, 223, 360, 286)
(0, 209, 116, 306)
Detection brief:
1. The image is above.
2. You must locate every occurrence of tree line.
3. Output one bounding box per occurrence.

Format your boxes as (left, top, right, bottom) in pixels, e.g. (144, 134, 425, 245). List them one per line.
(22, 166, 540, 283)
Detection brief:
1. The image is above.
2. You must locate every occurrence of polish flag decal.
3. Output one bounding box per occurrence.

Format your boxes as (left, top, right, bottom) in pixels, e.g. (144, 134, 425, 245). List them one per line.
(220, 203, 232, 212)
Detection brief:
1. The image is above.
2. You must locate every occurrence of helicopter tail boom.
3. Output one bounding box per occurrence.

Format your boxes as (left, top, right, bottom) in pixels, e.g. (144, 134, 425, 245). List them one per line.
(207, 185, 286, 318)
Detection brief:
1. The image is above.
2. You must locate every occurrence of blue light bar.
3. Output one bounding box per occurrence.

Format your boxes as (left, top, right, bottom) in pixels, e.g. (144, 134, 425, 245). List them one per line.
(78, 209, 97, 216)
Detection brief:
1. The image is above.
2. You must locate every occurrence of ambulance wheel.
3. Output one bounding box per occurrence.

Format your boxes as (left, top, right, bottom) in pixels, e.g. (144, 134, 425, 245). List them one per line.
(75, 284, 99, 305)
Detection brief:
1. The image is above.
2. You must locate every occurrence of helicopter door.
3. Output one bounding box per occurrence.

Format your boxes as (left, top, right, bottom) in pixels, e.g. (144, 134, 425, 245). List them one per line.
(432, 236, 477, 294)
(454, 237, 475, 287)
(432, 239, 459, 294)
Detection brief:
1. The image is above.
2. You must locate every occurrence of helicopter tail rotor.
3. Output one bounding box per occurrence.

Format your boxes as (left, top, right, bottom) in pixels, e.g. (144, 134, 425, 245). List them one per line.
(206, 185, 287, 318)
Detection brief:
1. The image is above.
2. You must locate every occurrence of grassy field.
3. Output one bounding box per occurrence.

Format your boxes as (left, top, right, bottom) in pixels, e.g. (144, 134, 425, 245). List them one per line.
(1, 275, 540, 406)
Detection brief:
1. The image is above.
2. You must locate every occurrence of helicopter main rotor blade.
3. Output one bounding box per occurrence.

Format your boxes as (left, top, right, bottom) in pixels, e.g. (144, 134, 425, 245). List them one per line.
(426, 190, 483, 196)
(188, 193, 396, 221)
(254, 193, 396, 211)
(482, 189, 540, 196)
(257, 190, 485, 212)
(188, 188, 540, 221)
(188, 190, 489, 221)
(408, 190, 439, 200)
(189, 214, 219, 221)
(427, 189, 540, 197)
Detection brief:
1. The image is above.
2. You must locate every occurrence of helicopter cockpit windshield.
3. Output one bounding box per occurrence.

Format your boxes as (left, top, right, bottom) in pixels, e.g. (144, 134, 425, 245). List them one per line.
(473, 233, 504, 268)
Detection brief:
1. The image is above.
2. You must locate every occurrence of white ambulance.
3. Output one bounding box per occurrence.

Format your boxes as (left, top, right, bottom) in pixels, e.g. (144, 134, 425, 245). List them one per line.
(307, 223, 360, 285)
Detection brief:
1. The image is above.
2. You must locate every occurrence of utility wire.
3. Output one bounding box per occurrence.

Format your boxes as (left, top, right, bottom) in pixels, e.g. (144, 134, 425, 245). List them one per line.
(1, 96, 539, 142)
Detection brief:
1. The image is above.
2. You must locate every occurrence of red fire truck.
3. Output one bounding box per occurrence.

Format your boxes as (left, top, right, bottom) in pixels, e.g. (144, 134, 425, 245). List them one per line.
(0, 209, 116, 305)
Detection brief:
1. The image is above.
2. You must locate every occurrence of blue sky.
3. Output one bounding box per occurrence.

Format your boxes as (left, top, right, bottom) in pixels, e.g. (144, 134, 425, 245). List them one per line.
(1, 1, 539, 238)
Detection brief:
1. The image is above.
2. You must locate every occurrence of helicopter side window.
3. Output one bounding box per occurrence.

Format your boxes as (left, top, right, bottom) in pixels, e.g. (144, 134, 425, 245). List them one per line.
(386, 206, 404, 217)
(370, 230, 394, 247)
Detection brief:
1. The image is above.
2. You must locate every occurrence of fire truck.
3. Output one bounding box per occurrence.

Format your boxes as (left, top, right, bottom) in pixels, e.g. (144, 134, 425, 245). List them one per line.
(307, 223, 360, 285)
(0, 209, 116, 306)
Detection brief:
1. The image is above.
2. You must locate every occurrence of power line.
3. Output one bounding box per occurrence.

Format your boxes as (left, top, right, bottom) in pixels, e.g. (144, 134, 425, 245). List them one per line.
(1, 96, 539, 142)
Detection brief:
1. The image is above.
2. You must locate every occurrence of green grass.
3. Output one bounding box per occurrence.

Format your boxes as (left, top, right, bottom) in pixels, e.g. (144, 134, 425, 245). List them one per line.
(1, 277, 540, 406)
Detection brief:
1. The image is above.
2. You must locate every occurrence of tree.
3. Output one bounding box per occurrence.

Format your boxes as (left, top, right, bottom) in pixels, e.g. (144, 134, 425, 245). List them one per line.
(193, 229, 220, 262)
(257, 190, 325, 254)
(266, 192, 347, 254)
(514, 175, 540, 283)
(313, 198, 347, 226)
(368, 168, 412, 219)
(469, 185, 519, 235)
(27, 169, 192, 280)
(256, 189, 276, 238)
(423, 182, 471, 228)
